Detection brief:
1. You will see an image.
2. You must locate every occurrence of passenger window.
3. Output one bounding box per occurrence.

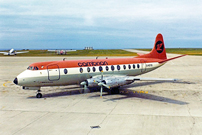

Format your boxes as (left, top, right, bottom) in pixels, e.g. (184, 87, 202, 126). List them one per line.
(117, 65, 120, 70)
(93, 67, 96, 72)
(106, 66, 109, 71)
(99, 66, 103, 72)
(137, 64, 140, 68)
(123, 65, 126, 70)
(80, 68, 83, 73)
(128, 65, 131, 69)
(87, 67, 90, 72)
(64, 69, 68, 74)
(111, 65, 115, 71)
(133, 64, 135, 69)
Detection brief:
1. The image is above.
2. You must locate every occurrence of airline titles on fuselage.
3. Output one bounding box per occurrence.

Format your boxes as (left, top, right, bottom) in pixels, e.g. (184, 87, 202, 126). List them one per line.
(78, 61, 108, 67)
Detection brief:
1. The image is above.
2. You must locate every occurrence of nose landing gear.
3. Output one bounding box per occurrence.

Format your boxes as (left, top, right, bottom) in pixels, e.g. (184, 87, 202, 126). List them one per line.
(36, 90, 42, 98)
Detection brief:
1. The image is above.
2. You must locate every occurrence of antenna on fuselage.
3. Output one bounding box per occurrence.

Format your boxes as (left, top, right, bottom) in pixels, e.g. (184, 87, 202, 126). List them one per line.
(63, 58, 67, 61)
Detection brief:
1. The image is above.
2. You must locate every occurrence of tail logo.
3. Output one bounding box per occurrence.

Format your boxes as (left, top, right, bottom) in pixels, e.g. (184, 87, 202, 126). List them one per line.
(155, 41, 164, 53)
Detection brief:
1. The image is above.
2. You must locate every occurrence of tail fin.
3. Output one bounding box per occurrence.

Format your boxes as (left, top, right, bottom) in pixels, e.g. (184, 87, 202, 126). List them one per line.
(150, 33, 167, 59)
(137, 33, 167, 59)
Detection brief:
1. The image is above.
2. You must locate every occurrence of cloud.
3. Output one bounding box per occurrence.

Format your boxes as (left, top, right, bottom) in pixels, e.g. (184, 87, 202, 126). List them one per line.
(1, 0, 201, 20)
(0, 0, 202, 49)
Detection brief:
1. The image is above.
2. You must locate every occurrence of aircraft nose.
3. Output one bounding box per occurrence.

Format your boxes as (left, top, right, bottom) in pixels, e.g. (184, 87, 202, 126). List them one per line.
(13, 77, 18, 85)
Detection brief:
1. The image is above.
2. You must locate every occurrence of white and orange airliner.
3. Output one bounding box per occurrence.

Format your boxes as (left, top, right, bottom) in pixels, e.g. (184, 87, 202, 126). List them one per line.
(13, 34, 185, 98)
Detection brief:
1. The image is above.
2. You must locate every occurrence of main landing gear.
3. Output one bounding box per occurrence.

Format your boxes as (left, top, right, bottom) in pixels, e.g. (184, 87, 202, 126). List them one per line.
(108, 87, 120, 94)
(36, 90, 42, 98)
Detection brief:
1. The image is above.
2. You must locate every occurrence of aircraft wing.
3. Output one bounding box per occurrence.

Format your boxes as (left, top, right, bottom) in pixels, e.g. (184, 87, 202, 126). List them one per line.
(0, 52, 7, 54)
(81, 75, 178, 97)
(125, 77, 177, 81)
(65, 50, 76, 52)
(48, 50, 76, 52)
(15, 51, 29, 54)
(47, 50, 56, 52)
(80, 75, 177, 89)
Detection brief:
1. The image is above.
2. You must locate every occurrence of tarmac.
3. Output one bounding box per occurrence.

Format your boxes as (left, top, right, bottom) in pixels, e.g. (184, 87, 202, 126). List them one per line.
(0, 54, 202, 135)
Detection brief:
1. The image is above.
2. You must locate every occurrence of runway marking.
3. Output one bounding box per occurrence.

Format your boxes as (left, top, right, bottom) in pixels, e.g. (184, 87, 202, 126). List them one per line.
(120, 90, 149, 94)
(3, 81, 12, 87)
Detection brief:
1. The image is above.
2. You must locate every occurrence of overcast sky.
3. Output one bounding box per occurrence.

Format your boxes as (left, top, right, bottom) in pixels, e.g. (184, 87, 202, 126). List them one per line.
(1, 0, 202, 50)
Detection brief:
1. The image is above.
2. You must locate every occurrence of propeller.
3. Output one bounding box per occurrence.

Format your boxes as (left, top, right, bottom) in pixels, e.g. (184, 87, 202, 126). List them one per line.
(80, 70, 110, 97)
(80, 81, 89, 93)
(94, 70, 110, 98)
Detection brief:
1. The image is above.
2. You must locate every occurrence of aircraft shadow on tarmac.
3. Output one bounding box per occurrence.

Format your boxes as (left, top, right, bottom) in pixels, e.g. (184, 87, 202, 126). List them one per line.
(27, 81, 190, 105)
(104, 81, 190, 105)
(103, 90, 188, 105)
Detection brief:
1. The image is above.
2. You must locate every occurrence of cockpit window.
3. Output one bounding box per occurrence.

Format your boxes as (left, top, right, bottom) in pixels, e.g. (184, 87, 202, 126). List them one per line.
(33, 66, 39, 70)
(27, 66, 38, 70)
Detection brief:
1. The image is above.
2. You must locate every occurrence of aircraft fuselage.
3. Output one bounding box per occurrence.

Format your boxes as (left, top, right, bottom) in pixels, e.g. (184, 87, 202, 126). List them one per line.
(15, 57, 163, 88)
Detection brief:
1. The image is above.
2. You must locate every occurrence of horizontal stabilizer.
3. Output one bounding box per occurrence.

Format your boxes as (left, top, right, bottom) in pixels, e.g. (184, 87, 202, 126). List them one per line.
(126, 77, 178, 81)
(158, 54, 186, 64)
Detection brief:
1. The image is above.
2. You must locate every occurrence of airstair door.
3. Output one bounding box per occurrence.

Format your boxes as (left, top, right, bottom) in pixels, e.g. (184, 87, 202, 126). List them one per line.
(47, 64, 60, 81)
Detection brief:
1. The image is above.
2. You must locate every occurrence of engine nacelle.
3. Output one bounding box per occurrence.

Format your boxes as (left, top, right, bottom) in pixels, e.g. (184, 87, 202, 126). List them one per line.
(86, 79, 99, 87)
(104, 76, 134, 88)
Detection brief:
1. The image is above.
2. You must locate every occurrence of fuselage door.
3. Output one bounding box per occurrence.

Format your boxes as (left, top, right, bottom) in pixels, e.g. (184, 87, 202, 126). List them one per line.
(47, 64, 60, 81)
(140, 60, 146, 73)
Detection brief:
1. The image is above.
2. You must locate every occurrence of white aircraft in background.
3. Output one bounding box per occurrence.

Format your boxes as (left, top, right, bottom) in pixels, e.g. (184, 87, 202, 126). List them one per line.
(48, 49, 76, 55)
(0, 49, 29, 56)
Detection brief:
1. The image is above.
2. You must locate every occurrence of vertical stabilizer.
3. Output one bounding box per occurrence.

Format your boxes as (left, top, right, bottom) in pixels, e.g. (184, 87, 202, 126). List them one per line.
(150, 33, 167, 59)
(137, 33, 167, 60)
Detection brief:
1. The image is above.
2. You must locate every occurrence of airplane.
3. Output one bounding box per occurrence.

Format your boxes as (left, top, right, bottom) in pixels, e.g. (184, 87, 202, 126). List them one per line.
(0, 49, 29, 56)
(13, 33, 185, 98)
(48, 49, 76, 55)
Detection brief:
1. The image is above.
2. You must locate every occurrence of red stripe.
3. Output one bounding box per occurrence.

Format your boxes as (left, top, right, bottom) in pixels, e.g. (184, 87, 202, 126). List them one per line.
(28, 58, 161, 70)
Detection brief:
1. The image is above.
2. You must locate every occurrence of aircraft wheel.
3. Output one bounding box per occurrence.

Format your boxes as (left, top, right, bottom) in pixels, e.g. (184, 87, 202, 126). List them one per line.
(36, 93, 42, 98)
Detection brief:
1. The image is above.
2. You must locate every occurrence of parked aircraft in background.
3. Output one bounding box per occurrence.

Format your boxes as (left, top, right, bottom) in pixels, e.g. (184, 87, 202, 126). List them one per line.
(48, 49, 76, 55)
(13, 34, 185, 98)
(0, 49, 29, 56)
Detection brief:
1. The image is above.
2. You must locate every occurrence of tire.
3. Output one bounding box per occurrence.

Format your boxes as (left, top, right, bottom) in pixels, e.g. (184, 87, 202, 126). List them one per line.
(36, 93, 42, 98)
